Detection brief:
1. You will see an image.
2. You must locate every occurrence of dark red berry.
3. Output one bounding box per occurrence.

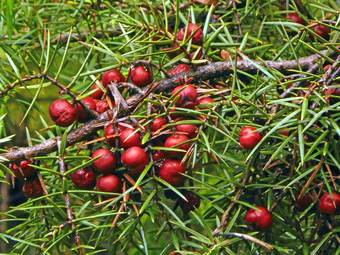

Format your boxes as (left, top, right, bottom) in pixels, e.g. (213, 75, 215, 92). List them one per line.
(312, 23, 330, 38)
(287, 12, 305, 25)
(159, 159, 185, 186)
(92, 148, 116, 174)
(164, 133, 191, 157)
(119, 128, 142, 149)
(153, 150, 166, 162)
(91, 82, 104, 99)
(101, 69, 126, 86)
(22, 178, 44, 198)
(319, 192, 340, 214)
(130, 65, 153, 87)
(197, 96, 214, 107)
(245, 206, 272, 230)
(104, 124, 116, 146)
(96, 174, 122, 193)
(10, 159, 35, 179)
(168, 64, 192, 84)
(71, 168, 96, 189)
(325, 87, 340, 104)
(296, 192, 314, 210)
(177, 23, 203, 44)
(151, 117, 168, 132)
(49, 99, 77, 127)
(175, 124, 198, 138)
(178, 190, 201, 213)
(239, 126, 263, 149)
(76, 97, 97, 122)
(121, 146, 148, 175)
(95, 100, 110, 113)
(172, 85, 198, 108)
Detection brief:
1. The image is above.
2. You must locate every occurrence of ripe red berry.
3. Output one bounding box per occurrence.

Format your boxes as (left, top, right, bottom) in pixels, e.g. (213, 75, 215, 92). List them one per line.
(172, 85, 198, 108)
(239, 126, 263, 149)
(319, 192, 340, 214)
(151, 117, 168, 132)
(104, 124, 116, 146)
(92, 148, 116, 174)
(91, 82, 104, 99)
(153, 150, 166, 161)
(177, 23, 203, 44)
(175, 124, 198, 138)
(10, 159, 35, 179)
(178, 190, 201, 213)
(95, 99, 110, 113)
(164, 133, 191, 157)
(130, 65, 153, 87)
(312, 23, 330, 38)
(22, 178, 44, 198)
(296, 193, 314, 210)
(119, 128, 142, 149)
(159, 159, 185, 186)
(197, 96, 214, 107)
(245, 206, 272, 230)
(49, 99, 77, 127)
(71, 168, 96, 189)
(279, 129, 290, 137)
(76, 97, 97, 122)
(96, 174, 122, 193)
(287, 12, 305, 25)
(168, 64, 192, 84)
(325, 87, 340, 104)
(121, 146, 148, 176)
(101, 69, 126, 86)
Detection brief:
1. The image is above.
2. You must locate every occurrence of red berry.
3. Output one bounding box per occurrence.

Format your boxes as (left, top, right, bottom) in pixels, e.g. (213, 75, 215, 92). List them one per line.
(319, 192, 340, 214)
(71, 168, 96, 189)
(121, 146, 148, 176)
(22, 178, 44, 198)
(164, 134, 191, 157)
(279, 129, 290, 137)
(239, 126, 262, 149)
(119, 128, 142, 149)
(175, 124, 198, 138)
(101, 69, 126, 86)
(49, 99, 77, 127)
(104, 124, 116, 146)
(197, 96, 214, 106)
(10, 159, 35, 179)
(76, 97, 97, 122)
(151, 117, 168, 132)
(153, 150, 166, 161)
(325, 87, 340, 104)
(168, 64, 192, 84)
(296, 192, 314, 210)
(130, 65, 153, 87)
(172, 85, 198, 108)
(177, 23, 203, 44)
(178, 190, 201, 213)
(96, 174, 122, 193)
(312, 23, 330, 38)
(95, 100, 109, 113)
(92, 148, 116, 174)
(245, 206, 272, 230)
(159, 159, 186, 186)
(287, 12, 305, 25)
(91, 82, 104, 99)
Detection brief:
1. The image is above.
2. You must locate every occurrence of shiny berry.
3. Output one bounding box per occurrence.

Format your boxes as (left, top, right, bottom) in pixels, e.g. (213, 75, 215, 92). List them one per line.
(76, 97, 97, 122)
(91, 82, 104, 99)
(71, 168, 96, 189)
(245, 206, 272, 230)
(164, 134, 191, 157)
(175, 124, 198, 138)
(197, 96, 214, 107)
(168, 64, 191, 84)
(10, 159, 35, 179)
(101, 69, 126, 86)
(178, 190, 201, 213)
(319, 192, 340, 214)
(153, 150, 166, 161)
(130, 65, 153, 87)
(159, 159, 186, 186)
(119, 128, 142, 149)
(177, 23, 203, 44)
(151, 117, 168, 132)
(96, 174, 122, 193)
(49, 99, 77, 127)
(92, 148, 116, 174)
(121, 146, 148, 176)
(287, 12, 305, 25)
(22, 178, 44, 198)
(239, 126, 262, 149)
(312, 23, 330, 38)
(104, 124, 116, 146)
(172, 85, 198, 108)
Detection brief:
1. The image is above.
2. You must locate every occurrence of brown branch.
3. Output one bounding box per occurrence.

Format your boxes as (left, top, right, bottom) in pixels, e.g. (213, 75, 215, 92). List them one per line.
(57, 139, 84, 255)
(0, 51, 327, 163)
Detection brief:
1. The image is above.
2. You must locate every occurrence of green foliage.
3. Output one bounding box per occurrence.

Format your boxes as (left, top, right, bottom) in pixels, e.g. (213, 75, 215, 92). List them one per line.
(0, 0, 339, 254)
